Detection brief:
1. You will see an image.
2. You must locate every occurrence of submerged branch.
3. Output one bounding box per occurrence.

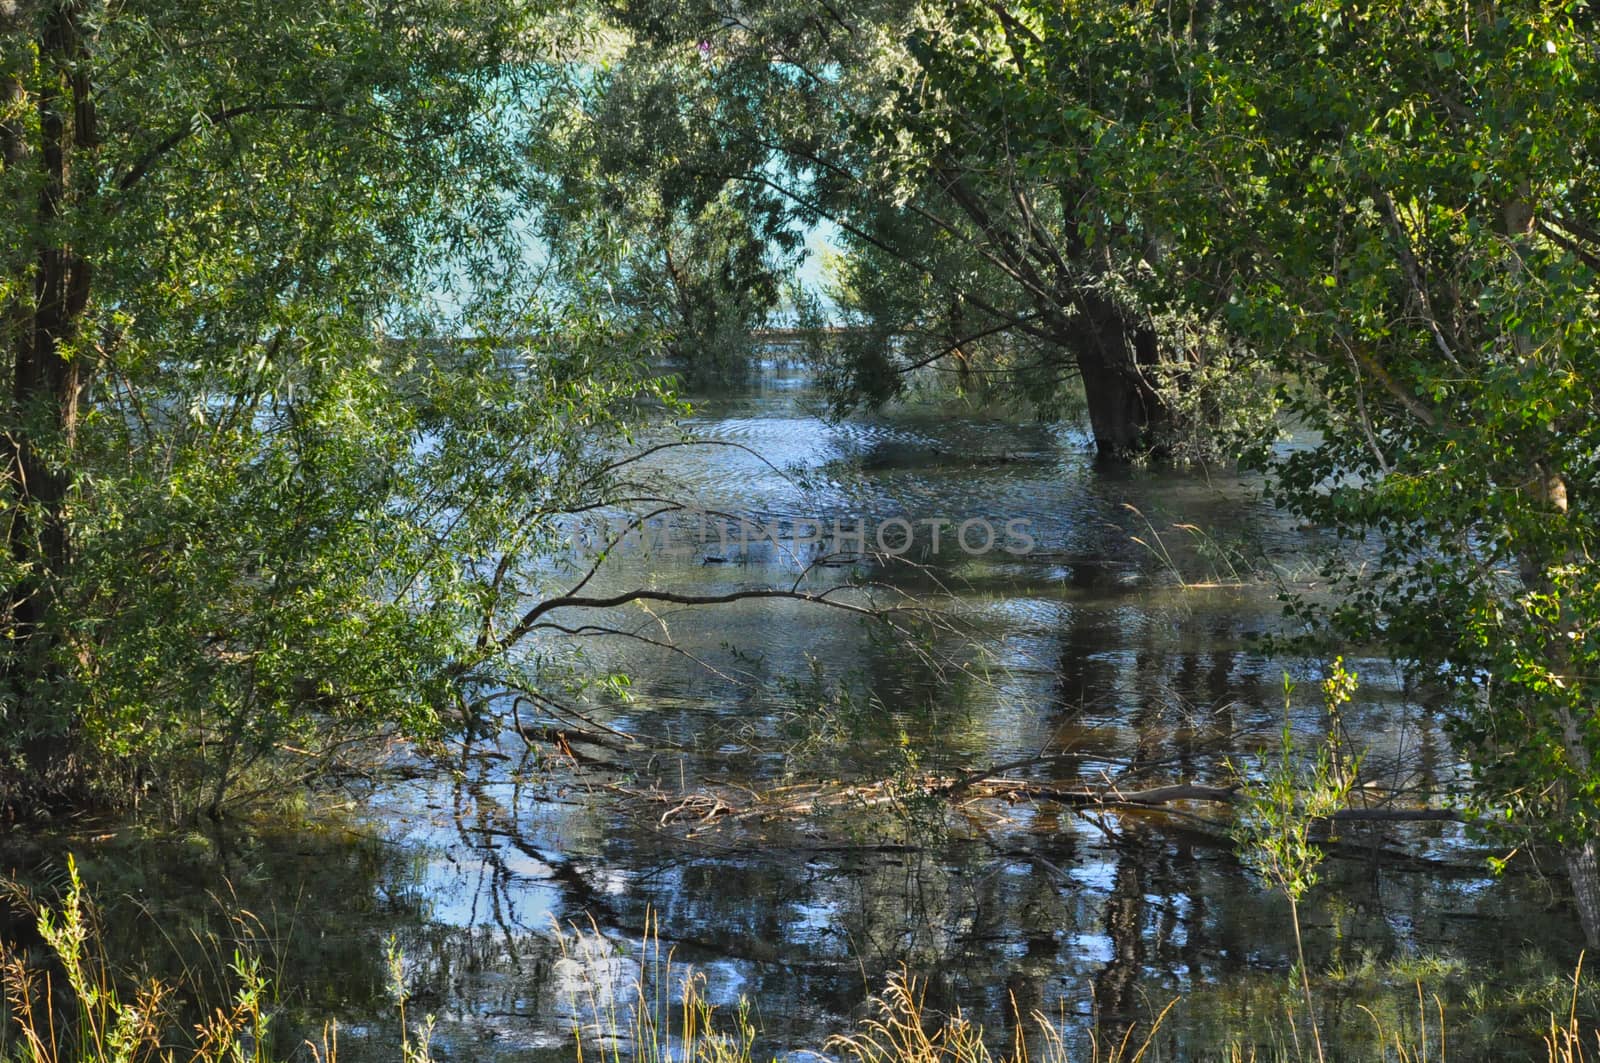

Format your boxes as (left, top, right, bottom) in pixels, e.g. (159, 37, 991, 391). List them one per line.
(611, 767, 1464, 841)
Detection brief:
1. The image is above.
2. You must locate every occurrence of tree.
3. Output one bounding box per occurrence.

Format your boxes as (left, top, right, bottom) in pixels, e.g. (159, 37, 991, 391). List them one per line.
(1093, 0, 1600, 945)
(802, 0, 1183, 452)
(601, 0, 1270, 457)
(0, 0, 672, 812)
(526, 38, 805, 381)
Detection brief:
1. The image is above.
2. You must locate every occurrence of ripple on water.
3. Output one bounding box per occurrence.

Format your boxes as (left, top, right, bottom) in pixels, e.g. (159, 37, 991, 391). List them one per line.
(28, 366, 1566, 1063)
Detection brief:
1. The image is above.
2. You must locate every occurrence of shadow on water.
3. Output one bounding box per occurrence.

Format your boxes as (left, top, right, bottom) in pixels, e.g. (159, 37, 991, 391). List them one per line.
(2, 363, 1593, 1060)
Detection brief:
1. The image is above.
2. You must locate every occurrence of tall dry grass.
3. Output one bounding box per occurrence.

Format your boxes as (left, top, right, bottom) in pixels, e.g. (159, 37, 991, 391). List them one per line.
(2, 876, 1596, 1063)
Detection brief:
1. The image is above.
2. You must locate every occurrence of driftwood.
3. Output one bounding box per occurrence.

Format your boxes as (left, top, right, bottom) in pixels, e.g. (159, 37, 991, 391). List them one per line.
(968, 778, 1463, 823)
(939, 755, 1463, 822)
(611, 767, 1462, 839)
(514, 723, 633, 755)
(616, 779, 916, 834)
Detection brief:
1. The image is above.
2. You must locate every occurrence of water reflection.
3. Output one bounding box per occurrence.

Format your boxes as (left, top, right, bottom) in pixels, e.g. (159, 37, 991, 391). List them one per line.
(4, 364, 1587, 1059)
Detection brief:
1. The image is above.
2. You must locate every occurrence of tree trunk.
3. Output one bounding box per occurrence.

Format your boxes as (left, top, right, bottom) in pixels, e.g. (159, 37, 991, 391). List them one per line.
(1092, 852, 1147, 1049)
(1567, 838, 1600, 950)
(1515, 470, 1600, 949)
(2, 0, 95, 796)
(1069, 296, 1170, 459)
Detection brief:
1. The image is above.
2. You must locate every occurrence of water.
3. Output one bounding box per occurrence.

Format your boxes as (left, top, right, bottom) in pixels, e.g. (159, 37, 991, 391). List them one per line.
(7, 364, 1586, 1059)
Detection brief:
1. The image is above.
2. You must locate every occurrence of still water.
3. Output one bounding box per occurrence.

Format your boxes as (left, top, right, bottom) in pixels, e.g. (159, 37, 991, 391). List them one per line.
(12, 365, 1587, 1060)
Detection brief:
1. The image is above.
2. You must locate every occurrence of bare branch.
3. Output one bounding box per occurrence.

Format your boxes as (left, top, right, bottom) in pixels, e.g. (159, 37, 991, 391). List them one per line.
(496, 584, 886, 654)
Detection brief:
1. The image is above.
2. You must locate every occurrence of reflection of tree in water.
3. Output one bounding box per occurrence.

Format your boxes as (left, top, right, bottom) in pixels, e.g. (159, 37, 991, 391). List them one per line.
(440, 752, 1104, 1037)
(0, 819, 443, 1058)
(376, 588, 1577, 1059)
(1000, 813, 1078, 1039)
(1093, 844, 1148, 1049)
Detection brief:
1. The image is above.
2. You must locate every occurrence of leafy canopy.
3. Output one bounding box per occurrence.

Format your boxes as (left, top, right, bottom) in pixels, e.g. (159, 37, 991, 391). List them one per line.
(0, 0, 666, 809)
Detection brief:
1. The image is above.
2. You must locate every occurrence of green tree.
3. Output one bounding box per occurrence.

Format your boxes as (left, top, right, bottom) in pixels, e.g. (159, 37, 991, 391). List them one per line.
(800, 0, 1186, 452)
(0, 0, 666, 812)
(526, 34, 804, 381)
(1095, 0, 1600, 944)
(603, 0, 1275, 457)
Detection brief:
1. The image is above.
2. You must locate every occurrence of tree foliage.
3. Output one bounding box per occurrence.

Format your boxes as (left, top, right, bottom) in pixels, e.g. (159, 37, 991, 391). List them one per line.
(0, 0, 664, 812)
(1080, 0, 1600, 939)
(599, 0, 1268, 456)
(526, 30, 805, 380)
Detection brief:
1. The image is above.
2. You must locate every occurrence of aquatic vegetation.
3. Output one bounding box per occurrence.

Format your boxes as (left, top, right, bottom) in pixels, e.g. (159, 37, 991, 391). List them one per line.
(827, 970, 1172, 1063)
(0, 855, 270, 1063)
(1228, 665, 1365, 1063)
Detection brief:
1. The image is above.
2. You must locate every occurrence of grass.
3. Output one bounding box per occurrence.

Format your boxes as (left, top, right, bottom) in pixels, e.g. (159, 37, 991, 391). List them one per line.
(2, 870, 1598, 1063)
(0, 855, 273, 1063)
(555, 911, 758, 1063)
(827, 972, 1172, 1063)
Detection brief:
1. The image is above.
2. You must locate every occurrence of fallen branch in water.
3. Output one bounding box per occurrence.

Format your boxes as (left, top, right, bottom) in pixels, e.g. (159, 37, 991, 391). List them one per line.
(977, 777, 1463, 822)
(609, 769, 1463, 839)
(943, 753, 1466, 821)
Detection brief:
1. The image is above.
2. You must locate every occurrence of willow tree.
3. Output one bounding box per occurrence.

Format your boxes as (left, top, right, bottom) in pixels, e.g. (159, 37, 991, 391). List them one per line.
(0, 0, 667, 813)
(1095, 0, 1600, 944)
(599, 0, 1266, 457)
(526, 38, 804, 380)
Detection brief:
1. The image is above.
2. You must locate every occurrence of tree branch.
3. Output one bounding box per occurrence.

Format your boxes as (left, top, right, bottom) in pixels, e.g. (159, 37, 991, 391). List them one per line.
(117, 101, 333, 192)
(496, 585, 884, 654)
